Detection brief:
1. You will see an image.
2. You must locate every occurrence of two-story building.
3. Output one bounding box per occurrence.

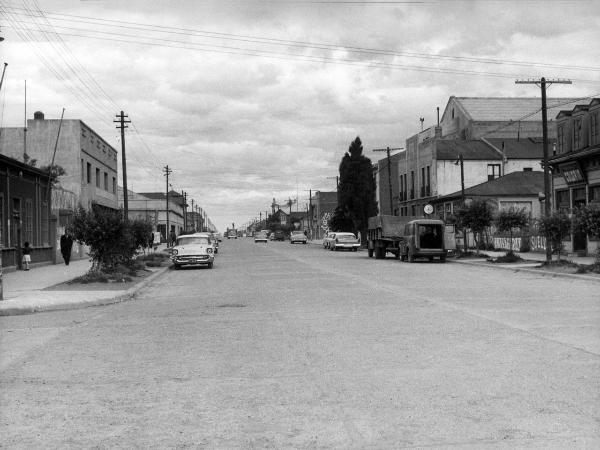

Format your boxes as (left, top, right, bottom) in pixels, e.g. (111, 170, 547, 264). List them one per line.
(548, 98, 600, 256)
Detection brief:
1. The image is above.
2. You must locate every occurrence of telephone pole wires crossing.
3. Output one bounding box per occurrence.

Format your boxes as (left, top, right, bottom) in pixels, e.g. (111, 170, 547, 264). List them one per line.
(114, 111, 131, 219)
(515, 77, 572, 263)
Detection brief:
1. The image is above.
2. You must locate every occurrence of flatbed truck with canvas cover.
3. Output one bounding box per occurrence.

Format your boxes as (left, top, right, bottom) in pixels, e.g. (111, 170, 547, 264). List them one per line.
(367, 215, 448, 262)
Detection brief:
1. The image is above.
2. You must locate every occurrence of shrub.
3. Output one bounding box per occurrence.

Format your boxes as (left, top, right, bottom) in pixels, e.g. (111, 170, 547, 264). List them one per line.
(495, 207, 529, 255)
(573, 204, 600, 239)
(454, 201, 494, 253)
(538, 212, 571, 261)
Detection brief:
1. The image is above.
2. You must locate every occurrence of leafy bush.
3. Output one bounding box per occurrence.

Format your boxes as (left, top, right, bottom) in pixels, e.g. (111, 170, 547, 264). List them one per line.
(573, 204, 600, 239)
(455, 201, 493, 253)
(538, 212, 571, 261)
(495, 207, 529, 255)
(69, 206, 149, 271)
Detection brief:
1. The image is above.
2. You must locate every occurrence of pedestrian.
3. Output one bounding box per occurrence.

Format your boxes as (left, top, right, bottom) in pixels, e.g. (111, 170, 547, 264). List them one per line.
(22, 241, 32, 270)
(60, 233, 74, 265)
(170, 230, 176, 247)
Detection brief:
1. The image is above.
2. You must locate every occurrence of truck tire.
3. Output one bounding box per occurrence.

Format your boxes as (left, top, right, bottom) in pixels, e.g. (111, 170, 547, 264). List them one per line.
(440, 254, 446, 263)
(408, 248, 415, 263)
(375, 246, 384, 259)
(368, 248, 374, 258)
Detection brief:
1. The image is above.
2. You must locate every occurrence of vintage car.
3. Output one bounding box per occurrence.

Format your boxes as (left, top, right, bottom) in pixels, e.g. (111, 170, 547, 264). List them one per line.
(322, 231, 336, 249)
(170, 233, 215, 269)
(290, 230, 307, 244)
(272, 230, 285, 241)
(329, 232, 360, 251)
(254, 231, 268, 243)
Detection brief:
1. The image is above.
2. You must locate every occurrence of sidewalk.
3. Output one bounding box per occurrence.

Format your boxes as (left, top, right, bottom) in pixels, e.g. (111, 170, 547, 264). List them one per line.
(0, 251, 169, 316)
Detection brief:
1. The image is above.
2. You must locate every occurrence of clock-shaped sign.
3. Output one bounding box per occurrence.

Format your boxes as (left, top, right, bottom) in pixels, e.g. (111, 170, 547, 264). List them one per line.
(424, 204, 434, 215)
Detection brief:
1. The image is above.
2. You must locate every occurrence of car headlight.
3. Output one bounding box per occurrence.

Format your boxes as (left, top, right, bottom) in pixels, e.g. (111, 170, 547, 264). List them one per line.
(207, 248, 213, 254)
(171, 249, 178, 255)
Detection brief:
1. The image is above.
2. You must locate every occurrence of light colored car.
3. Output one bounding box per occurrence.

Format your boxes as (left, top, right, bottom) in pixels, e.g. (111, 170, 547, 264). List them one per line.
(290, 230, 307, 244)
(254, 231, 268, 243)
(323, 231, 336, 249)
(170, 233, 215, 269)
(330, 232, 360, 252)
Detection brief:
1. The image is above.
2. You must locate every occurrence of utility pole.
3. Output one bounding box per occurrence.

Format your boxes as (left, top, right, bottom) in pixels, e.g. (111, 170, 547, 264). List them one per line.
(163, 165, 172, 243)
(516, 77, 572, 263)
(191, 199, 195, 231)
(182, 191, 187, 231)
(114, 111, 131, 219)
(373, 147, 403, 215)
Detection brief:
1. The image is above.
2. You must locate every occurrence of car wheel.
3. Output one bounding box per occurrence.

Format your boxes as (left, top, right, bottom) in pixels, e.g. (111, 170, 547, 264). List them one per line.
(208, 262, 213, 269)
(368, 248, 374, 257)
(440, 254, 446, 263)
(353, 248, 358, 252)
(174, 264, 181, 270)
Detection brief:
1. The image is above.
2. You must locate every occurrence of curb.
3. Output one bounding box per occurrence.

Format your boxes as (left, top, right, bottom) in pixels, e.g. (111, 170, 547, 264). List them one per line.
(0, 266, 170, 316)
(450, 259, 600, 283)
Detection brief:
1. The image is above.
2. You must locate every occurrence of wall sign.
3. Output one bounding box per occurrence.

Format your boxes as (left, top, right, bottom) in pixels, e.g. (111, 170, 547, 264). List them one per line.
(560, 163, 585, 185)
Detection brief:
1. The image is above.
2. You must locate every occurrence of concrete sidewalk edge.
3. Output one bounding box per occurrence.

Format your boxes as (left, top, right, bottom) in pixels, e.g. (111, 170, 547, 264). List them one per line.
(451, 259, 600, 283)
(0, 266, 171, 316)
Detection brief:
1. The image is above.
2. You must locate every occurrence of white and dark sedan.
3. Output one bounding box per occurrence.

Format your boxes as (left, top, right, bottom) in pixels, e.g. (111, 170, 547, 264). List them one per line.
(254, 231, 268, 243)
(170, 233, 215, 269)
(329, 232, 360, 252)
(290, 230, 307, 244)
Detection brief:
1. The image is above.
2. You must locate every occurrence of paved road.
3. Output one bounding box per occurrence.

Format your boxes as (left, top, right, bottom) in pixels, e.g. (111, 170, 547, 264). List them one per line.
(1, 239, 599, 448)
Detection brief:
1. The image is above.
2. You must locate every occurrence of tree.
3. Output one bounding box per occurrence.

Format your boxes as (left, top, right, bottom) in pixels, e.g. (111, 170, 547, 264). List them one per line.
(131, 218, 153, 253)
(495, 207, 529, 255)
(328, 206, 354, 232)
(454, 200, 493, 253)
(69, 206, 137, 271)
(538, 212, 571, 262)
(573, 204, 600, 239)
(337, 136, 378, 242)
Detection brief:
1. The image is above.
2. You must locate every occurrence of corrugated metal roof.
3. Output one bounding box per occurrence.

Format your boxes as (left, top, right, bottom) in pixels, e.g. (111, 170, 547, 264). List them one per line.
(438, 171, 544, 200)
(436, 140, 501, 160)
(455, 97, 585, 122)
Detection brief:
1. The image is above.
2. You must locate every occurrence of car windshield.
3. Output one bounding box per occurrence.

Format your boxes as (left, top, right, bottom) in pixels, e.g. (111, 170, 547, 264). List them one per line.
(291, 232, 303, 236)
(177, 236, 209, 245)
(336, 234, 356, 240)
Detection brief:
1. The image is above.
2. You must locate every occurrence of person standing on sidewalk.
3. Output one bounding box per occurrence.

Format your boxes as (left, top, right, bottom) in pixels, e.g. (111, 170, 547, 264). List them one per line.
(22, 242, 32, 270)
(60, 233, 74, 265)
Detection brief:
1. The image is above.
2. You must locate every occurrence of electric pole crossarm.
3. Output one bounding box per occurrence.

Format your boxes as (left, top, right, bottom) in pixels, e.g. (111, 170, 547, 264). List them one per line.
(114, 111, 132, 219)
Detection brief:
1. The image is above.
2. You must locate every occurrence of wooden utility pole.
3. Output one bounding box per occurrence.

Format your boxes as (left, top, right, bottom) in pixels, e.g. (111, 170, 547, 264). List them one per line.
(516, 77, 572, 263)
(163, 165, 172, 242)
(114, 111, 131, 219)
(373, 147, 403, 215)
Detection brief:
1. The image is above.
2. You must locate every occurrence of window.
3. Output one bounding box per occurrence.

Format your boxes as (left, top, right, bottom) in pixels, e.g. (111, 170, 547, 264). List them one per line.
(426, 166, 431, 196)
(573, 118, 582, 150)
(420, 167, 425, 197)
(0, 194, 4, 247)
(24, 199, 33, 244)
(487, 164, 501, 181)
(96, 168, 101, 188)
(591, 112, 599, 145)
(557, 125, 565, 153)
(86, 163, 91, 183)
(104, 172, 108, 191)
(81, 158, 84, 181)
(410, 171, 415, 199)
(112, 177, 116, 194)
(590, 185, 600, 203)
(556, 189, 569, 213)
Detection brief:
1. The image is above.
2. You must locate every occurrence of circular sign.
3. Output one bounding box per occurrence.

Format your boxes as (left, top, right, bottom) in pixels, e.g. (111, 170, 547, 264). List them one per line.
(423, 204, 434, 215)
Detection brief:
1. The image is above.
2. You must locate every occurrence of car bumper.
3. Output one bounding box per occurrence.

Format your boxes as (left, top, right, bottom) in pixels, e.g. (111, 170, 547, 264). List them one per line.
(334, 243, 360, 249)
(254, 239, 268, 242)
(171, 255, 214, 266)
(291, 239, 307, 243)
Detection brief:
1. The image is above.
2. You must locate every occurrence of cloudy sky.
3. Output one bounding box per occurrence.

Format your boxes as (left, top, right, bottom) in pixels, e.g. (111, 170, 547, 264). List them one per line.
(1, 0, 599, 231)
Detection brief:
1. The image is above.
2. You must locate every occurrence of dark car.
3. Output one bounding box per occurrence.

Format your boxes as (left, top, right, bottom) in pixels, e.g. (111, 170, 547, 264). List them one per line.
(273, 230, 285, 241)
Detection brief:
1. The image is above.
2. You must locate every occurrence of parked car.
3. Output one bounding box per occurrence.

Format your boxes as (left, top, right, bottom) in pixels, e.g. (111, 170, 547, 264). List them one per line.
(290, 230, 307, 244)
(254, 231, 268, 243)
(170, 233, 215, 269)
(272, 230, 285, 241)
(323, 231, 336, 249)
(330, 232, 360, 252)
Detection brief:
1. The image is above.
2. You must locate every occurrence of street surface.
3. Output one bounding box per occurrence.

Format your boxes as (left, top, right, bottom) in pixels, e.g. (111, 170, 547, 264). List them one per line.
(1, 239, 599, 448)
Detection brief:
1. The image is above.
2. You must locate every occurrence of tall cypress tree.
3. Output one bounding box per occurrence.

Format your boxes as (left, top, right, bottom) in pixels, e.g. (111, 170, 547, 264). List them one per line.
(336, 136, 378, 240)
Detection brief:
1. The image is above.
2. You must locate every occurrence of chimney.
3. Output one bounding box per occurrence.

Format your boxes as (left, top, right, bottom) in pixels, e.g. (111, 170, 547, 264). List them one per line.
(434, 106, 442, 138)
(33, 111, 44, 120)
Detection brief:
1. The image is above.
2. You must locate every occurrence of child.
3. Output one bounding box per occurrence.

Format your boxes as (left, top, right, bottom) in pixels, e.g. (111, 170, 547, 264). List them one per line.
(22, 241, 32, 270)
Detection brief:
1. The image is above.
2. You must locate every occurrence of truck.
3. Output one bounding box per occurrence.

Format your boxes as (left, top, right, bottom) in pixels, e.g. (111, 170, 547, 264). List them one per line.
(227, 228, 238, 239)
(367, 215, 449, 262)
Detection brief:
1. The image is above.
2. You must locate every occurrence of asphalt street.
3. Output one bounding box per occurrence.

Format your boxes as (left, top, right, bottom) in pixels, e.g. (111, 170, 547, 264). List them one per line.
(1, 238, 599, 448)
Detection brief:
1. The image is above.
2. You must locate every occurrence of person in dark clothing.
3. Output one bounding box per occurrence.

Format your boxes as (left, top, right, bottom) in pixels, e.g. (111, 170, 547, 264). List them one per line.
(170, 231, 176, 247)
(22, 241, 32, 270)
(60, 233, 74, 265)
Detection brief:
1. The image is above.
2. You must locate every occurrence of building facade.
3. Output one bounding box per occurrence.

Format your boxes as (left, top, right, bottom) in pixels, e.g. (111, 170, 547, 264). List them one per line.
(0, 154, 55, 268)
(309, 191, 338, 239)
(548, 98, 600, 256)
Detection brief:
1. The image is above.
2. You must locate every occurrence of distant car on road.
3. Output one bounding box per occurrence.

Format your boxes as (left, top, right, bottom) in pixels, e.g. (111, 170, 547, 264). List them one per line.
(254, 231, 268, 243)
(170, 233, 215, 269)
(290, 230, 307, 244)
(330, 232, 360, 252)
(323, 231, 336, 249)
(272, 230, 285, 241)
